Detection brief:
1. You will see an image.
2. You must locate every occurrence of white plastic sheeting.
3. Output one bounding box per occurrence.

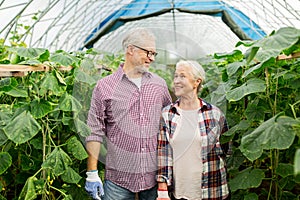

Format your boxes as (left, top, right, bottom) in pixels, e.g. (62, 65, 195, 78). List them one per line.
(0, 0, 299, 60)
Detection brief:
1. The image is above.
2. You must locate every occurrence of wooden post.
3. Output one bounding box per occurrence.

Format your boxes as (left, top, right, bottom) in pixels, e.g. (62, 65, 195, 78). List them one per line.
(0, 64, 72, 77)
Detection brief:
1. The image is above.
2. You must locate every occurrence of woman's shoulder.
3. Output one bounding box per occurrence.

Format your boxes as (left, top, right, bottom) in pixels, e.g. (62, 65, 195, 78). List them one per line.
(200, 98, 226, 120)
(162, 104, 172, 112)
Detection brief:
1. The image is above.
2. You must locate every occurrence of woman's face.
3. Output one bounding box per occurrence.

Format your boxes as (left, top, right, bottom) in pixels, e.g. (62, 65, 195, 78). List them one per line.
(173, 65, 199, 97)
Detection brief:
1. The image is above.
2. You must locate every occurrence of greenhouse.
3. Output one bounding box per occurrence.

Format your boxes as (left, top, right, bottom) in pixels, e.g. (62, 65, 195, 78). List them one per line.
(0, 0, 300, 199)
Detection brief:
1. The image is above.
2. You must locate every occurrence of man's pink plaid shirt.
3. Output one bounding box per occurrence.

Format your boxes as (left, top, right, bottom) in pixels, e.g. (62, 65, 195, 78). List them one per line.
(86, 65, 171, 192)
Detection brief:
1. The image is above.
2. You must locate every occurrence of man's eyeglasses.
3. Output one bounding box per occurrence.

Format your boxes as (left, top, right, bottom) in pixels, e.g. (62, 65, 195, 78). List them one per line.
(132, 44, 158, 58)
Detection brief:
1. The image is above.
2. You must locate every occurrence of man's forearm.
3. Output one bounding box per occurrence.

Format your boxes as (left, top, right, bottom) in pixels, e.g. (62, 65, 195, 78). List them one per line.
(86, 141, 101, 171)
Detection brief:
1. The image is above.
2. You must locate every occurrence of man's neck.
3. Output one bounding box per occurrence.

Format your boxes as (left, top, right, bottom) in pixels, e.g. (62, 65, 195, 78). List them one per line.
(123, 64, 143, 78)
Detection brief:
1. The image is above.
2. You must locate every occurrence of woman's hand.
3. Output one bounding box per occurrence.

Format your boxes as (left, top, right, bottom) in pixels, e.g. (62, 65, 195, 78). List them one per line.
(157, 188, 170, 200)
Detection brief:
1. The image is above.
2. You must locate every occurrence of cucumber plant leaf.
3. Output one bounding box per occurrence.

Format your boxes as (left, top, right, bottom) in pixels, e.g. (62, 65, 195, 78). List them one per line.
(246, 46, 259, 64)
(18, 176, 38, 200)
(3, 111, 41, 145)
(72, 117, 91, 137)
(61, 167, 82, 184)
(244, 103, 266, 121)
(276, 163, 294, 178)
(245, 27, 300, 63)
(54, 70, 67, 86)
(38, 49, 50, 62)
(42, 147, 72, 176)
(39, 72, 65, 96)
(66, 136, 88, 160)
(229, 167, 265, 192)
(0, 78, 18, 92)
(30, 137, 43, 150)
(74, 68, 97, 86)
(240, 115, 298, 161)
(242, 57, 275, 78)
(13, 47, 48, 59)
(254, 27, 300, 53)
(214, 49, 243, 61)
(0, 104, 13, 120)
(0, 128, 8, 146)
(0, 152, 12, 175)
(19, 59, 41, 65)
(5, 87, 28, 97)
(223, 120, 250, 137)
(58, 93, 82, 112)
(30, 99, 52, 119)
(244, 193, 258, 200)
(226, 78, 266, 102)
(235, 40, 255, 48)
(50, 51, 78, 67)
(227, 60, 245, 76)
(80, 57, 96, 71)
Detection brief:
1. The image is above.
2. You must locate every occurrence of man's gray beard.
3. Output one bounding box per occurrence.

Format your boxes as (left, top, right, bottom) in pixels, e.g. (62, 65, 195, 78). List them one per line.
(136, 65, 149, 74)
(127, 66, 149, 77)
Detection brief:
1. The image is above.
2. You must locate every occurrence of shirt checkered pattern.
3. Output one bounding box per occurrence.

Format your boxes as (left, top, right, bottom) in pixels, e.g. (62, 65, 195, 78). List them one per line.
(86, 65, 171, 192)
(157, 98, 232, 200)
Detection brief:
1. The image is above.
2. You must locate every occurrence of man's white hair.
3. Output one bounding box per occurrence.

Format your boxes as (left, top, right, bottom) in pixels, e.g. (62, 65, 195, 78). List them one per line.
(122, 27, 156, 51)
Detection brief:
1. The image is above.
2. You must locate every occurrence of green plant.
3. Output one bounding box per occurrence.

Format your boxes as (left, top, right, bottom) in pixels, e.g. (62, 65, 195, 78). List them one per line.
(1, 26, 300, 200)
(201, 27, 300, 200)
(0, 43, 172, 199)
(0, 46, 115, 199)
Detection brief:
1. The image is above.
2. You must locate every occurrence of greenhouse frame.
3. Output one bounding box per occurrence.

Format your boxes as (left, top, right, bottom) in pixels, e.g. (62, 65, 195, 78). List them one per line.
(0, 0, 300, 200)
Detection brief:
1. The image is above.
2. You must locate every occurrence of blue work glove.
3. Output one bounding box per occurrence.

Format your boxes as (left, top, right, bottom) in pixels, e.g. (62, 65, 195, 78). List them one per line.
(85, 170, 104, 200)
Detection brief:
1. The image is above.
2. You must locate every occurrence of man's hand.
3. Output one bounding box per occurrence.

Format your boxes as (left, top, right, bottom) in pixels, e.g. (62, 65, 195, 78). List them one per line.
(156, 188, 170, 200)
(85, 170, 104, 200)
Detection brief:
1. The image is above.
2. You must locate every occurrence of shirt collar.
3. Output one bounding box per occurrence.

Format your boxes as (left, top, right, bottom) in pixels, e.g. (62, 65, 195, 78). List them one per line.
(169, 98, 210, 115)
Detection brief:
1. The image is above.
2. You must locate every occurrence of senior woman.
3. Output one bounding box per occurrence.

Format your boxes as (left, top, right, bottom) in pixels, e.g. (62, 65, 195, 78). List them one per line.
(156, 60, 231, 200)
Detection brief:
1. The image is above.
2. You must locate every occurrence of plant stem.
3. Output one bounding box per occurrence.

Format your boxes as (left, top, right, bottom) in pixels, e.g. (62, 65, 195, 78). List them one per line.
(265, 67, 274, 115)
(274, 69, 279, 115)
(274, 149, 279, 200)
(42, 123, 47, 200)
(32, 168, 43, 177)
(289, 100, 300, 119)
(267, 179, 272, 200)
(49, 185, 68, 197)
(42, 124, 46, 170)
(268, 150, 273, 200)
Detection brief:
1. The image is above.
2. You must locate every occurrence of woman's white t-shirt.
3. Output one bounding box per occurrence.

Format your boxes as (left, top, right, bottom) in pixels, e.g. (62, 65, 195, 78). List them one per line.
(170, 108, 203, 200)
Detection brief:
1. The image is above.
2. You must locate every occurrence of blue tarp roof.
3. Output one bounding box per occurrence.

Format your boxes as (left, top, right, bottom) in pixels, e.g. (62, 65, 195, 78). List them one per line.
(84, 0, 266, 48)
